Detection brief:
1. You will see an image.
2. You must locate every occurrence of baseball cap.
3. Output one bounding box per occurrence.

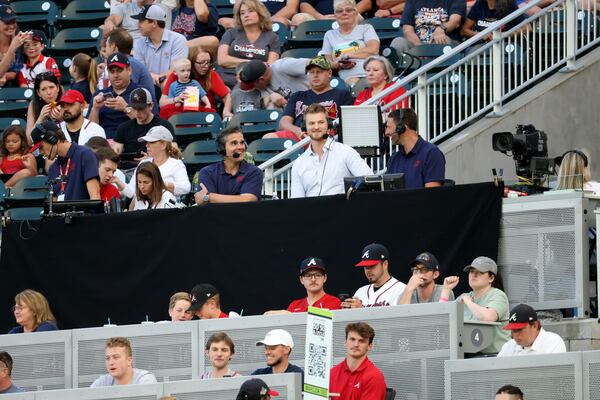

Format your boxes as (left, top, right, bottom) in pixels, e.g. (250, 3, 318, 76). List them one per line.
(131, 4, 167, 21)
(305, 55, 331, 72)
(129, 88, 153, 109)
(187, 283, 219, 312)
(410, 252, 439, 270)
(299, 257, 326, 275)
(137, 126, 173, 143)
(240, 60, 267, 83)
(58, 90, 85, 105)
(30, 120, 60, 153)
(29, 30, 46, 44)
(463, 256, 498, 274)
(107, 52, 130, 69)
(503, 304, 538, 330)
(0, 5, 16, 23)
(256, 329, 294, 348)
(355, 243, 389, 267)
(236, 379, 279, 400)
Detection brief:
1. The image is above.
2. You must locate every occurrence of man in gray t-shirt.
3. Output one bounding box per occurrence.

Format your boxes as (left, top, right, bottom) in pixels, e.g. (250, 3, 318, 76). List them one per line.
(398, 252, 456, 304)
(90, 337, 158, 387)
(104, 0, 172, 40)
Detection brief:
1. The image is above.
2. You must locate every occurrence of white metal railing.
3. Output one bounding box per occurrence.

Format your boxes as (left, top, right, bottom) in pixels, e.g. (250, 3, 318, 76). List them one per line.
(259, 0, 599, 198)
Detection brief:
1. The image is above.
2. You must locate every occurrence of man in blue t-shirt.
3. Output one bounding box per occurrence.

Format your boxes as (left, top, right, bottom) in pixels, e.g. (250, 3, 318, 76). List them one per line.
(88, 52, 140, 139)
(265, 55, 354, 141)
(391, 0, 466, 54)
(30, 121, 100, 201)
(252, 329, 304, 376)
(194, 126, 263, 205)
(385, 108, 445, 189)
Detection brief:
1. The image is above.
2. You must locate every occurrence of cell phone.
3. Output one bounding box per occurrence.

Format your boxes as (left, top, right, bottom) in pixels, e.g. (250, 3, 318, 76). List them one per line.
(338, 293, 351, 302)
(158, 75, 167, 83)
(103, 92, 114, 99)
(338, 59, 353, 64)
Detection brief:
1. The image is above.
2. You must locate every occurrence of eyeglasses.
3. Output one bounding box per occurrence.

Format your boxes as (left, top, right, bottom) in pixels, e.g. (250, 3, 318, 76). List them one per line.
(302, 273, 325, 280)
(12, 305, 27, 312)
(194, 60, 211, 66)
(335, 7, 356, 14)
(410, 267, 432, 274)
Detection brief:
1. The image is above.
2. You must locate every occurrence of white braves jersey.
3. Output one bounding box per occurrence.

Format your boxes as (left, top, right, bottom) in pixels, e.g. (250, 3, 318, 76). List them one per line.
(354, 277, 406, 307)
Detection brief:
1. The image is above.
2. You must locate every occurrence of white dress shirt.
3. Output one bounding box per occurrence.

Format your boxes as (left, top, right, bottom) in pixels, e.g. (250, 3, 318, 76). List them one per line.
(291, 137, 373, 198)
(497, 328, 566, 356)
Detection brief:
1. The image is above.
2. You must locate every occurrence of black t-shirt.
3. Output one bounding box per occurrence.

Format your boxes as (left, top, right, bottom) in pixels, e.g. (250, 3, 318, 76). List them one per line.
(67, 128, 81, 144)
(71, 80, 93, 104)
(401, 0, 466, 42)
(467, 0, 523, 32)
(300, 0, 334, 15)
(114, 116, 175, 169)
(283, 88, 354, 127)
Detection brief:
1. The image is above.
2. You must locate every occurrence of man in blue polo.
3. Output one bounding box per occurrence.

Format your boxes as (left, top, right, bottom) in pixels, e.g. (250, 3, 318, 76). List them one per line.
(194, 126, 263, 205)
(385, 108, 445, 189)
(88, 52, 140, 139)
(30, 120, 100, 201)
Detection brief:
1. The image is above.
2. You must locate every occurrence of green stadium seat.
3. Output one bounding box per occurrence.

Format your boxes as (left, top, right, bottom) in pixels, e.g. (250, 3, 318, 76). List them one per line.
(212, 0, 234, 17)
(330, 77, 349, 92)
(5, 207, 44, 221)
(181, 140, 222, 180)
(0, 118, 27, 136)
(272, 22, 289, 47)
(226, 110, 282, 143)
(11, 1, 59, 37)
(5, 176, 49, 208)
(281, 47, 321, 59)
(247, 138, 300, 167)
(406, 44, 463, 72)
(350, 77, 369, 97)
(168, 112, 223, 147)
(287, 20, 337, 48)
(0, 88, 35, 119)
(57, 0, 110, 29)
(49, 27, 102, 58)
(362, 18, 403, 46)
(53, 56, 73, 85)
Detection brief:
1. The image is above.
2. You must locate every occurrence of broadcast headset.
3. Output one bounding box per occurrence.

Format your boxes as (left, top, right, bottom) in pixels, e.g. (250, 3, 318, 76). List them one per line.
(555, 149, 588, 167)
(216, 126, 247, 159)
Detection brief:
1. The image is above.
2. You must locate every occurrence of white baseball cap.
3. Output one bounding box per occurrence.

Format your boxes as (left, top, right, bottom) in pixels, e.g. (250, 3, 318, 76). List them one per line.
(256, 329, 294, 348)
(131, 4, 167, 22)
(138, 126, 173, 143)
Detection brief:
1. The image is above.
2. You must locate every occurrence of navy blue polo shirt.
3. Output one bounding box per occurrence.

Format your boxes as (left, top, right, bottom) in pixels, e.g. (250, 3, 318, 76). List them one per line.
(197, 161, 263, 199)
(87, 82, 139, 139)
(48, 142, 100, 200)
(251, 363, 304, 375)
(386, 137, 446, 189)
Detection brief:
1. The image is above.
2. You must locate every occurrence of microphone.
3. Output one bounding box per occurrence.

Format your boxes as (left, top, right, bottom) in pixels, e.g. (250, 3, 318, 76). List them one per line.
(232, 152, 241, 159)
(321, 133, 329, 140)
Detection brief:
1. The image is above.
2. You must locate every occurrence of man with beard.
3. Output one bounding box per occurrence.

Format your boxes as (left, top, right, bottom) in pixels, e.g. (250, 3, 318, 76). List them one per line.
(252, 329, 303, 376)
(58, 90, 106, 145)
(398, 252, 457, 304)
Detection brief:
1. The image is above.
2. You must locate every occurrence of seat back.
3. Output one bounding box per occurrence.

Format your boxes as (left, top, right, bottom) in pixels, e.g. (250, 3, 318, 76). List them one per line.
(169, 112, 223, 147)
(0, 118, 27, 136)
(281, 47, 321, 59)
(12, 0, 59, 34)
(212, 0, 234, 17)
(181, 140, 222, 173)
(272, 22, 289, 47)
(6, 207, 45, 221)
(0, 88, 35, 118)
(247, 138, 299, 165)
(49, 27, 102, 57)
(288, 20, 337, 48)
(227, 110, 282, 142)
(362, 18, 403, 45)
(58, 0, 110, 27)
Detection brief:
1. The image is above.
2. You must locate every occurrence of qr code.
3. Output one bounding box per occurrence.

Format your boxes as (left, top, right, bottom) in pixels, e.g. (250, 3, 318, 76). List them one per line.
(312, 322, 325, 337)
(307, 343, 327, 379)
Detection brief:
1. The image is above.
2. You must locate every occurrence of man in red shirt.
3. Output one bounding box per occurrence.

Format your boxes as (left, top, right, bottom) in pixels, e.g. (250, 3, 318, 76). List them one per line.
(187, 283, 229, 319)
(265, 257, 341, 315)
(96, 147, 121, 202)
(329, 322, 387, 400)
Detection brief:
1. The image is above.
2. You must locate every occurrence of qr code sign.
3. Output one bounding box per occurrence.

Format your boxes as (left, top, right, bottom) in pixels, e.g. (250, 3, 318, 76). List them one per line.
(307, 343, 327, 379)
(313, 322, 325, 337)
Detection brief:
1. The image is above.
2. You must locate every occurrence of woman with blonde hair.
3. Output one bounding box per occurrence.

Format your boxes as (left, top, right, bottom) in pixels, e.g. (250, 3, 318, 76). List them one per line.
(9, 289, 58, 333)
(168, 292, 193, 321)
(556, 149, 600, 196)
(216, 0, 281, 87)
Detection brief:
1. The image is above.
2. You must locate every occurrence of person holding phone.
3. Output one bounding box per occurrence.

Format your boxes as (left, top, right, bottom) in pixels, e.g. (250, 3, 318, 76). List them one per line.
(264, 257, 342, 315)
(113, 87, 175, 171)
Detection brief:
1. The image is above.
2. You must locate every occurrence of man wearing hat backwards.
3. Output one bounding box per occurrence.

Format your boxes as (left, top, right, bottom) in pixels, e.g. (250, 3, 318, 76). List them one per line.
(497, 303, 566, 356)
(344, 243, 407, 308)
(187, 283, 229, 319)
(399, 252, 458, 304)
(236, 378, 279, 400)
(58, 90, 106, 145)
(265, 257, 342, 314)
(253, 329, 304, 375)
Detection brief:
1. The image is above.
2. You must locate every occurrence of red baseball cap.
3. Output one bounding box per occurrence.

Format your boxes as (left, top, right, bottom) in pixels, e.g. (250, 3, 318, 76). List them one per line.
(58, 90, 85, 105)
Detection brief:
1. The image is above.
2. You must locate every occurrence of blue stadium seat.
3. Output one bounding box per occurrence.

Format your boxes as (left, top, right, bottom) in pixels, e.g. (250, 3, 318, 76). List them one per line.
(11, 1, 59, 38)
(362, 18, 403, 46)
(5, 207, 44, 221)
(272, 22, 289, 47)
(53, 56, 73, 85)
(0, 118, 27, 136)
(168, 112, 223, 147)
(287, 20, 337, 48)
(247, 138, 301, 167)
(49, 27, 102, 58)
(226, 109, 282, 143)
(212, 0, 234, 17)
(0, 88, 35, 118)
(181, 139, 222, 181)
(57, 0, 110, 29)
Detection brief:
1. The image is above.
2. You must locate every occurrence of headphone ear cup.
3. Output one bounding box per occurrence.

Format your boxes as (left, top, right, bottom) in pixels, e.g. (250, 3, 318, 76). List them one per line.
(396, 124, 406, 135)
(216, 134, 225, 155)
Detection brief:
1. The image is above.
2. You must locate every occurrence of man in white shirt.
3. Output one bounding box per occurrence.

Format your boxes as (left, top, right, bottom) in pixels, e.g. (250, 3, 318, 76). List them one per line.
(90, 337, 157, 387)
(497, 303, 566, 357)
(59, 90, 106, 145)
(290, 103, 372, 198)
(343, 243, 407, 308)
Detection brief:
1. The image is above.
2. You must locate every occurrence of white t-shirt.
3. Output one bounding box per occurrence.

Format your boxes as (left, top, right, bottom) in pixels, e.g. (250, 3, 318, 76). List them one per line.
(354, 277, 406, 307)
(321, 24, 380, 80)
(90, 368, 157, 387)
(123, 157, 191, 198)
(61, 119, 106, 146)
(111, 2, 172, 40)
(132, 189, 177, 210)
(497, 328, 566, 357)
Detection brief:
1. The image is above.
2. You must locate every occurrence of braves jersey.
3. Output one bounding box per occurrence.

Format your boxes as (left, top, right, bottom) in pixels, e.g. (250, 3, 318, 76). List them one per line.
(17, 55, 61, 88)
(353, 277, 406, 307)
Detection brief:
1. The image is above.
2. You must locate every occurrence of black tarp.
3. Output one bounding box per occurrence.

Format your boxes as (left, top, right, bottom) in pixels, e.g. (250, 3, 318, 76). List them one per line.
(0, 182, 502, 331)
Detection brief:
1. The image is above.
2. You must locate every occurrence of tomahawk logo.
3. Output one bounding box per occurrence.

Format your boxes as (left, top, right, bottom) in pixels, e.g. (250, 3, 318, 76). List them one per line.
(191, 295, 196, 302)
(110, 54, 119, 63)
(354, 383, 361, 389)
(362, 250, 370, 259)
(509, 313, 517, 322)
(308, 258, 317, 266)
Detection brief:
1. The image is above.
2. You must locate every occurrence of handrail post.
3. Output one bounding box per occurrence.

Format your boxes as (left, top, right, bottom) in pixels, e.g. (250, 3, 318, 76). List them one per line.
(489, 30, 509, 117)
(417, 73, 428, 139)
(561, 0, 580, 72)
(263, 165, 274, 196)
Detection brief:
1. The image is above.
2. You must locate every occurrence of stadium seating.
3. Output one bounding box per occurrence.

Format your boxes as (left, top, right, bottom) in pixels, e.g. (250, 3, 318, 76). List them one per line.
(11, 0, 59, 37)
(362, 18, 403, 46)
(5, 207, 44, 221)
(272, 21, 289, 48)
(280, 47, 321, 59)
(247, 138, 300, 167)
(226, 109, 282, 143)
(168, 112, 223, 148)
(287, 20, 337, 49)
(212, 0, 235, 18)
(48, 27, 102, 58)
(0, 118, 27, 136)
(181, 140, 222, 180)
(0, 87, 35, 119)
(57, 0, 110, 29)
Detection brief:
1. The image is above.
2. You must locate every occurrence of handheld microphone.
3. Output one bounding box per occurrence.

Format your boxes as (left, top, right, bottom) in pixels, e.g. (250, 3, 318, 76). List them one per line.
(232, 152, 241, 159)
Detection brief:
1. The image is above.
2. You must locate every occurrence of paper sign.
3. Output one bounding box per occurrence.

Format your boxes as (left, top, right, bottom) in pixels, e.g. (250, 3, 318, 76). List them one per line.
(183, 87, 200, 112)
(304, 306, 333, 400)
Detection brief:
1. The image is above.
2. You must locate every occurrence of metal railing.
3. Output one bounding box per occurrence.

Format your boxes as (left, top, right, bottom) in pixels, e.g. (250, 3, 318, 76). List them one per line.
(259, 0, 599, 198)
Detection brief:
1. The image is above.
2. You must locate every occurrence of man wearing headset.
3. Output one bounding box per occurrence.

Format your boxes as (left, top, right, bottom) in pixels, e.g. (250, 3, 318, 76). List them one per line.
(385, 108, 445, 189)
(290, 103, 372, 198)
(30, 120, 101, 201)
(194, 126, 263, 205)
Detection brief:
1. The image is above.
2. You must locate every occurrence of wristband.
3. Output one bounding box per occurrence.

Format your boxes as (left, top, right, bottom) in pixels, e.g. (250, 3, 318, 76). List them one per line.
(387, 9, 393, 15)
(439, 296, 449, 302)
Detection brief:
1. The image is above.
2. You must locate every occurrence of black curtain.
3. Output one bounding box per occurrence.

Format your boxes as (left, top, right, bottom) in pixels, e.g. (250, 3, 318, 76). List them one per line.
(0, 182, 502, 331)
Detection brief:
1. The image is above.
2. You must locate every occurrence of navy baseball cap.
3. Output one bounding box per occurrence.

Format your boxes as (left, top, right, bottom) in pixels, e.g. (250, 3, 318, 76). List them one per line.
(503, 304, 538, 330)
(410, 252, 439, 270)
(355, 243, 389, 267)
(187, 283, 219, 312)
(107, 52, 130, 69)
(299, 257, 326, 275)
(0, 5, 16, 23)
(236, 378, 279, 400)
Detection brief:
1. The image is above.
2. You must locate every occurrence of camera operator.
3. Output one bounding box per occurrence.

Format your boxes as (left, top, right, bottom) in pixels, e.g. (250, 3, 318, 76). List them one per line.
(385, 108, 445, 189)
(555, 149, 600, 196)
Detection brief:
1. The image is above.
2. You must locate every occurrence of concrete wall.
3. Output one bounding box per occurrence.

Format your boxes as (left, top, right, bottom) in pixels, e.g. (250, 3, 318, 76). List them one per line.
(440, 48, 600, 184)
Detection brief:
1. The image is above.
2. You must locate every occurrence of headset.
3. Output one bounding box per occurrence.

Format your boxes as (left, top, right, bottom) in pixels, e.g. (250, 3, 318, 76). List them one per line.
(34, 121, 60, 145)
(216, 127, 247, 158)
(555, 149, 588, 167)
(393, 108, 407, 135)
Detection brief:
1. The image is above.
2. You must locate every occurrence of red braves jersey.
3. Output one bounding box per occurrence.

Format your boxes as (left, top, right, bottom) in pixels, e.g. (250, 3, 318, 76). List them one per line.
(330, 357, 387, 400)
(287, 293, 342, 312)
(17, 55, 61, 88)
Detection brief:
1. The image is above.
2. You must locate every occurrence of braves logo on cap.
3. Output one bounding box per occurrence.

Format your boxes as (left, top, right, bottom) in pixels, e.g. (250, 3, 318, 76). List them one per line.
(362, 250, 370, 259)
(109, 54, 119, 63)
(307, 258, 317, 266)
(509, 313, 517, 322)
(191, 295, 196, 302)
